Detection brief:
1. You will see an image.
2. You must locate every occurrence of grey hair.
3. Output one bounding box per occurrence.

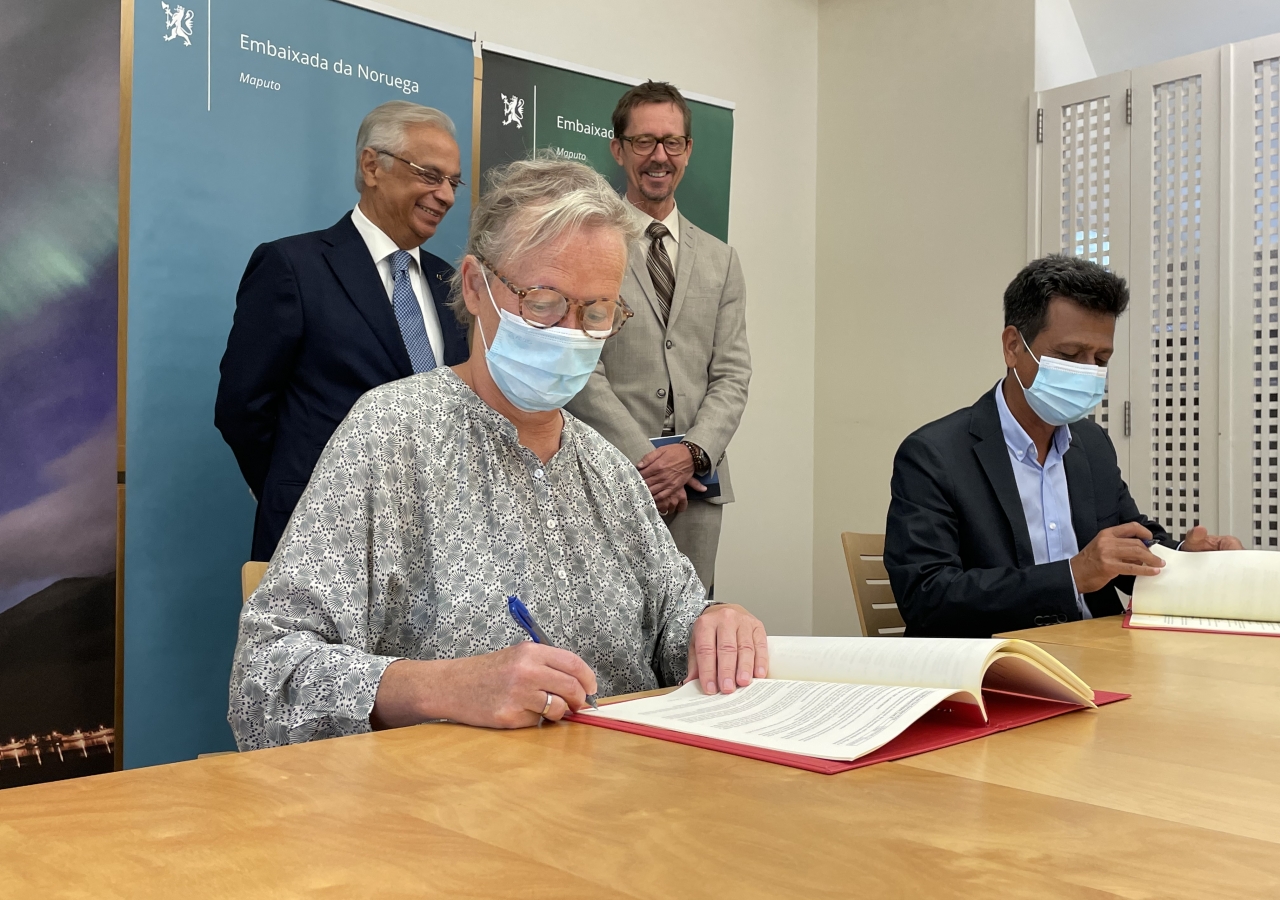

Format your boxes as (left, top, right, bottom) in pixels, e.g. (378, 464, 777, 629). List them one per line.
(354, 101, 456, 192)
(448, 154, 641, 328)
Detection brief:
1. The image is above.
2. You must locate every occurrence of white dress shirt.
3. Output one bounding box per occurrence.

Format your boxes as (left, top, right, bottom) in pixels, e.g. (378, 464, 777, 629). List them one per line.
(627, 199, 680, 269)
(995, 379, 1091, 619)
(350, 203, 445, 364)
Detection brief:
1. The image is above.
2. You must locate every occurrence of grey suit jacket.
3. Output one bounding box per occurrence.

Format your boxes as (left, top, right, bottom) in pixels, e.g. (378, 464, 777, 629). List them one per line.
(566, 213, 751, 504)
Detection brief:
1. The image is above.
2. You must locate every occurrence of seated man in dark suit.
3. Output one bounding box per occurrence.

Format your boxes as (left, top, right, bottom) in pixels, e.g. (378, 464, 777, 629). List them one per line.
(885, 256, 1242, 637)
(215, 100, 470, 561)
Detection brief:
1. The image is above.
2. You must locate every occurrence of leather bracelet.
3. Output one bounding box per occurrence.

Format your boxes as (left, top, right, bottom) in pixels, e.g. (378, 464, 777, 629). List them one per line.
(681, 440, 710, 476)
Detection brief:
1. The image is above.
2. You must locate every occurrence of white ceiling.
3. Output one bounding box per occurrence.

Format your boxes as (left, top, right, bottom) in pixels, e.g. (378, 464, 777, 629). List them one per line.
(1070, 0, 1280, 75)
(1037, 0, 1094, 91)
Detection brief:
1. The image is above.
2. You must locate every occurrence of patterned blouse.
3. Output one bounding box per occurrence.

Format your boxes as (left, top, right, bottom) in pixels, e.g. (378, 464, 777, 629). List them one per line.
(229, 368, 707, 750)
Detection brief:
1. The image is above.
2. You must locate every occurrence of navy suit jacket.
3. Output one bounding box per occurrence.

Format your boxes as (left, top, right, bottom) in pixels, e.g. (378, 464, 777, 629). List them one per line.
(215, 212, 469, 561)
(884, 385, 1174, 638)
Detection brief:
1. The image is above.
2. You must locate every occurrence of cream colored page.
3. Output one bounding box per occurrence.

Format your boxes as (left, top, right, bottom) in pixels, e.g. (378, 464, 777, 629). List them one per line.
(582, 680, 957, 762)
(765, 636, 999, 701)
(1128, 612, 1280, 635)
(982, 653, 1095, 706)
(1132, 545, 1280, 621)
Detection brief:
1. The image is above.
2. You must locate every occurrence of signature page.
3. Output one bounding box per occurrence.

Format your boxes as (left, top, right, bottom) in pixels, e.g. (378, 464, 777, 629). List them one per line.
(581, 679, 957, 762)
(1132, 545, 1280, 621)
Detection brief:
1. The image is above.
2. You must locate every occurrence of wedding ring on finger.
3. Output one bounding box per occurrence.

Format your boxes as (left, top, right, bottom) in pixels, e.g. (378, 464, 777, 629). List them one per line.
(541, 691, 554, 718)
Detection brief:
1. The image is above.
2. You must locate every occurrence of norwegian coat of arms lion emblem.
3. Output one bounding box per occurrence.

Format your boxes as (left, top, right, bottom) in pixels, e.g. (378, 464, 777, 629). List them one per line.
(501, 94, 525, 129)
(162, 2, 194, 46)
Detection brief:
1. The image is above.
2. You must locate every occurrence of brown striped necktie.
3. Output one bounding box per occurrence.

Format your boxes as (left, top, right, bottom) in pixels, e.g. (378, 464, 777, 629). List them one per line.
(646, 222, 675, 323)
(646, 221, 676, 426)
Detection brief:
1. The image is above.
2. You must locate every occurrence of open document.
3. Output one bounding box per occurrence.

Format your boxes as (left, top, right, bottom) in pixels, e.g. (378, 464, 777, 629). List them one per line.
(585, 680, 952, 762)
(571, 637, 1109, 769)
(1127, 545, 1280, 636)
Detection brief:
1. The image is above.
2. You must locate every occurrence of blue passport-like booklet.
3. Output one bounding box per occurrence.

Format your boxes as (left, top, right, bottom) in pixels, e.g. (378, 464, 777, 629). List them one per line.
(649, 434, 721, 500)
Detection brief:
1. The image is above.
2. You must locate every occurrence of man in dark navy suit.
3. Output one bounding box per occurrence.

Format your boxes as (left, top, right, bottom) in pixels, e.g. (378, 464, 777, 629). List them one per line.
(885, 256, 1242, 638)
(216, 101, 470, 561)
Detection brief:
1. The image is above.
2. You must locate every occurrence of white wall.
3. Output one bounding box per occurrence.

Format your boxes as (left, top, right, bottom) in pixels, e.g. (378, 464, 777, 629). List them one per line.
(811, 0, 1035, 636)
(383, 0, 821, 635)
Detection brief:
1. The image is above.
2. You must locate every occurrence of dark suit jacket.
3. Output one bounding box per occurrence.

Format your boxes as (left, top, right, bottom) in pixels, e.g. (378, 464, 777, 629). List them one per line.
(215, 213, 469, 561)
(884, 384, 1174, 638)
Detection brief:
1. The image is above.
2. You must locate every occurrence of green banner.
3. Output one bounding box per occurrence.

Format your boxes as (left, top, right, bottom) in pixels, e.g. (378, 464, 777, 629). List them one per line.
(479, 48, 733, 242)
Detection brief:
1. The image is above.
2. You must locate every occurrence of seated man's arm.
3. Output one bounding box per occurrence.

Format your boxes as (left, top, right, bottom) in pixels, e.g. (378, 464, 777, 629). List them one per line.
(1070, 429, 1243, 598)
(885, 434, 1081, 636)
(1119, 479, 1175, 547)
(1092, 462, 1176, 597)
(1111, 452, 1243, 556)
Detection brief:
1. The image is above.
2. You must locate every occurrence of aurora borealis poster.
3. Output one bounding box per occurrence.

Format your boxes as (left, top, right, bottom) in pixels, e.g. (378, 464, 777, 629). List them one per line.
(0, 0, 119, 787)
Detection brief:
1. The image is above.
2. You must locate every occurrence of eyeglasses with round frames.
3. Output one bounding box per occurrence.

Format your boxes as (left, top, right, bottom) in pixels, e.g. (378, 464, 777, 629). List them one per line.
(619, 134, 690, 156)
(375, 149, 466, 190)
(477, 256, 633, 339)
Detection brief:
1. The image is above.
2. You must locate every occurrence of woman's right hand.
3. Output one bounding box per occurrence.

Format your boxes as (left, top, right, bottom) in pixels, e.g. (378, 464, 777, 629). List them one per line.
(371, 642, 599, 730)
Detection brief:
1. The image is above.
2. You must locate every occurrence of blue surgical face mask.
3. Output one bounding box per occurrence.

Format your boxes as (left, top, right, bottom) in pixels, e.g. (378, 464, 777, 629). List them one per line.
(476, 272, 605, 412)
(1013, 333, 1108, 426)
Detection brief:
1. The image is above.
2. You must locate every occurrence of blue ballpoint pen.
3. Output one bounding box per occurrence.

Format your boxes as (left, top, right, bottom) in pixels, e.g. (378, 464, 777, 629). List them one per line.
(507, 595, 599, 709)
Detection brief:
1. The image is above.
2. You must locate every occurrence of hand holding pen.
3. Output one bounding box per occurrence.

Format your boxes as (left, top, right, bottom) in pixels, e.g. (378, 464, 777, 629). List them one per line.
(369, 595, 596, 730)
(508, 595, 600, 714)
(1068, 522, 1165, 594)
(369, 635, 598, 731)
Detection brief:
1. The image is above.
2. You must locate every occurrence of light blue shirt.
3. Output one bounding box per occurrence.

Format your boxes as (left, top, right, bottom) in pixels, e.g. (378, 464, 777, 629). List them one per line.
(994, 379, 1091, 619)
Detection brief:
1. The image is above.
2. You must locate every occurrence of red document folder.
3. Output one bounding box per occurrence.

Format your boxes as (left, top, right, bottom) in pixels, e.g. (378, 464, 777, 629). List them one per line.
(566, 689, 1130, 775)
(1122, 610, 1280, 638)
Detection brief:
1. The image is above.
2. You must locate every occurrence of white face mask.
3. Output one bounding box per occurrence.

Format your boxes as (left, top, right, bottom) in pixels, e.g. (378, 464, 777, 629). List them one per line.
(475, 273, 605, 412)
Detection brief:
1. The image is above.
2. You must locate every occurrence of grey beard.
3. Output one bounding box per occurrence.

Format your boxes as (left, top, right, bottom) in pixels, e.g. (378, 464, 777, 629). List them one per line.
(639, 180, 673, 202)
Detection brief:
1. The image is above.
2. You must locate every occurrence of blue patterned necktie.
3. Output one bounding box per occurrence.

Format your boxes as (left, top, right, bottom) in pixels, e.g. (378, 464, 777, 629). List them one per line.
(390, 250, 437, 374)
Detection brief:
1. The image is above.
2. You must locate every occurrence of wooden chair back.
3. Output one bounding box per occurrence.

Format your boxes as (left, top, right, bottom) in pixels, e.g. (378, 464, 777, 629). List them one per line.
(840, 532, 905, 637)
(241, 562, 269, 603)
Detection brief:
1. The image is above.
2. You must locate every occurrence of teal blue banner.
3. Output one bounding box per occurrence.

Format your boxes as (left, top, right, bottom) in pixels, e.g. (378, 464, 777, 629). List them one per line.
(125, 0, 473, 767)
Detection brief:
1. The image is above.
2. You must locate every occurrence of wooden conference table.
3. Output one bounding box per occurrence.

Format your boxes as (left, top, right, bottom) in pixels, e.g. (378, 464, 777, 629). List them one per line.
(2, 617, 1279, 898)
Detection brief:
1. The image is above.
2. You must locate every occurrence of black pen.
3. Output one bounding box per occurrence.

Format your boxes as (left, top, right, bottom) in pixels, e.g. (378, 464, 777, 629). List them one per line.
(507, 595, 599, 709)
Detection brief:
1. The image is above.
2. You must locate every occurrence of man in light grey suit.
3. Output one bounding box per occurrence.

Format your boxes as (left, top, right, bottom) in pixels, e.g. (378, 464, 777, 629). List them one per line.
(567, 82, 751, 592)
